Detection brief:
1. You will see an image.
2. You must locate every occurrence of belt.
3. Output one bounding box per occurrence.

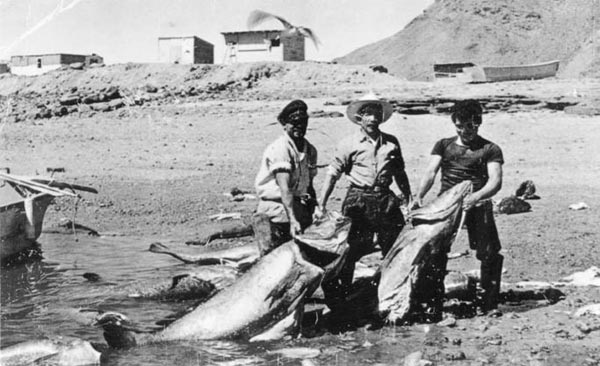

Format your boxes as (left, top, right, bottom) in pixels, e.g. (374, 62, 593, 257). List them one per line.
(349, 184, 389, 193)
(261, 194, 313, 203)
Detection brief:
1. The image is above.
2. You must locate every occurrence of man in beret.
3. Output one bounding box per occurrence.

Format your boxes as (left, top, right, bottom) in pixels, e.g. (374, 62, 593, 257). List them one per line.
(254, 100, 318, 254)
(413, 99, 504, 319)
(316, 93, 412, 314)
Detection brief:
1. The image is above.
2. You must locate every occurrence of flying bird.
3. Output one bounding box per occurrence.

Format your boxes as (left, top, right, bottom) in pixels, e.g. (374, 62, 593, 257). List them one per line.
(247, 10, 321, 49)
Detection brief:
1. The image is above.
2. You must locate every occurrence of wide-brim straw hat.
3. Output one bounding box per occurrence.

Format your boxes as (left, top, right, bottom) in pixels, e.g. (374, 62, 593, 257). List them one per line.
(346, 93, 394, 124)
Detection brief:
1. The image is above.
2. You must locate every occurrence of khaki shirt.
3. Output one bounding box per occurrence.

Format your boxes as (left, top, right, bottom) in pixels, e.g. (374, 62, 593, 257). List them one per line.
(327, 130, 405, 188)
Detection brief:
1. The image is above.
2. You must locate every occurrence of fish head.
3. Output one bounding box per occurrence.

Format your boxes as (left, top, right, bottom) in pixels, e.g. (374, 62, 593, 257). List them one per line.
(93, 311, 132, 328)
(93, 312, 139, 349)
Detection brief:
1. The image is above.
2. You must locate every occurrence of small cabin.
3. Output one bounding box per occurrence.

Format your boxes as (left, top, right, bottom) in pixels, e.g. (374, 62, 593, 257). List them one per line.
(10, 53, 104, 76)
(221, 30, 305, 64)
(158, 36, 214, 64)
(433, 62, 476, 79)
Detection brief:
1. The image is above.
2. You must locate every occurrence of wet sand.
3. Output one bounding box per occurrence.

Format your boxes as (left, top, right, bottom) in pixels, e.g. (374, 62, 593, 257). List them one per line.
(2, 75, 600, 364)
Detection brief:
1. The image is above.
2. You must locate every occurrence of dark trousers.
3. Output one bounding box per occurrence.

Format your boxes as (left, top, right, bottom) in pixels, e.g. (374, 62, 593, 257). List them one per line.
(417, 200, 503, 316)
(254, 198, 315, 256)
(466, 201, 503, 311)
(322, 186, 405, 312)
(414, 201, 504, 321)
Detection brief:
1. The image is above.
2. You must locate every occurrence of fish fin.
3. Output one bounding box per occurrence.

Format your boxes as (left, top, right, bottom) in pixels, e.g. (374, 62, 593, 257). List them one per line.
(32, 352, 60, 365)
(170, 274, 191, 289)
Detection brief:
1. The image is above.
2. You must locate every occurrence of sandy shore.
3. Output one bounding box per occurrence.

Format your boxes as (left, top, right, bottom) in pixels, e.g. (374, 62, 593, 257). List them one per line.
(2, 72, 600, 363)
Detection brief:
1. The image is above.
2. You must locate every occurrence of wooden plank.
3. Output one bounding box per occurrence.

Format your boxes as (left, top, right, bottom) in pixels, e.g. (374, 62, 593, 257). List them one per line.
(0, 173, 77, 197)
(31, 178, 98, 194)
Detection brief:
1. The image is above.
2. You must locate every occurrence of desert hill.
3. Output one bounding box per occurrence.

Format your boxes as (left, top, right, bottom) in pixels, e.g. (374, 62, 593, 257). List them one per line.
(335, 0, 600, 80)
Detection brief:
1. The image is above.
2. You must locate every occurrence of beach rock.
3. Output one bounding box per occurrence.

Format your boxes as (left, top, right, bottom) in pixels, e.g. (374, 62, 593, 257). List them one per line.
(90, 102, 112, 112)
(515, 180, 539, 199)
(309, 110, 344, 118)
(104, 86, 121, 100)
(82, 93, 106, 104)
(496, 196, 531, 214)
(145, 84, 158, 93)
(53, 106, 69, 117)
(109, 99, 125, 110)
(369, 65, 388, 73)
(59, 94, 81, 106)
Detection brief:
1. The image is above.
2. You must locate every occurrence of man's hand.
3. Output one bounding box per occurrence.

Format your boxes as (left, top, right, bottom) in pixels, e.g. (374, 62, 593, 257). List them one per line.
(462, 193, 479, 211)
(313, 205, 326, 221)
(410, 196, 422, 211)
(289, 218, 302, 238)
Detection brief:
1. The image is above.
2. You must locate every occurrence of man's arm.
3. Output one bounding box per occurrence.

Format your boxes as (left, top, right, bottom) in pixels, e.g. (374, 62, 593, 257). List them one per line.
(317, 173, 338, 212)
(463, 161, 502, 210)
(414, 155, 442, 207)
(275, 171, 301, 236)
(393, 169, 412, 205)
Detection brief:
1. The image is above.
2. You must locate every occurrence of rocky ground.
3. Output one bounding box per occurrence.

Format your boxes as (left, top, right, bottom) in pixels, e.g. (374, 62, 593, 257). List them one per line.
(1, 63, 600, 365)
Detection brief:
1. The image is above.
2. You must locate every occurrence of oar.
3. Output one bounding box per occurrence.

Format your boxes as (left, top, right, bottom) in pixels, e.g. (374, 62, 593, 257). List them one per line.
(0, 173, 77, 197)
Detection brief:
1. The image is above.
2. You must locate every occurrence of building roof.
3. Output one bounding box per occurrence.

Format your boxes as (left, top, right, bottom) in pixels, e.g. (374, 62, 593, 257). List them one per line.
(11, 53, 100, 58)
(221, 29, 282, 36)
(158, 36, 213, 46)
(158, 35, 204, 40)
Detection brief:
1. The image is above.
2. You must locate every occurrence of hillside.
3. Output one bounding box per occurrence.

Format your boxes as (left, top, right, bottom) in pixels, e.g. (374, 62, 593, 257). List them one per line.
(335, 0, 600, 80)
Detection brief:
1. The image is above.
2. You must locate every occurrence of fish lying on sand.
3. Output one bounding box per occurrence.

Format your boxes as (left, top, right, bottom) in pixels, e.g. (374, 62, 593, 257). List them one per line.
(149, 241, 260, 269)
(378, 181, 472, 323)
(96, 241, 323, 347)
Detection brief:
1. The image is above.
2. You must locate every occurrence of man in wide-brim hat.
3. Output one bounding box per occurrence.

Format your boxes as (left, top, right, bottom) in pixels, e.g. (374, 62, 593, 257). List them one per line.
(316, 92, 412, 315)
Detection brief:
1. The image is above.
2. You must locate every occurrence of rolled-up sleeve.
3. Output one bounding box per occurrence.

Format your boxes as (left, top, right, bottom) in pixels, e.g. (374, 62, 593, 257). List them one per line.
(327, 139, 350, 179)
(265, 142, 292, 174)
(308, 145, 318, 179)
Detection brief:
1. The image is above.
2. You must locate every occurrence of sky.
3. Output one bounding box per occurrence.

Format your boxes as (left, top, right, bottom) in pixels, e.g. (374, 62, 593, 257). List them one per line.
(0, 0, 433, 64)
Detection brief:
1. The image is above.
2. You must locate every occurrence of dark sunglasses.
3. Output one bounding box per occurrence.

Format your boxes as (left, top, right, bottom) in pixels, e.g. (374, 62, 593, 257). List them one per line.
(454, 122, 480, 130)
(286, 116, 308, 125)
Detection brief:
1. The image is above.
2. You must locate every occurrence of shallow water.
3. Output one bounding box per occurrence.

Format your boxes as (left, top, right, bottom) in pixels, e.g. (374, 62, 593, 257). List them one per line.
(1, 233, 423, 365)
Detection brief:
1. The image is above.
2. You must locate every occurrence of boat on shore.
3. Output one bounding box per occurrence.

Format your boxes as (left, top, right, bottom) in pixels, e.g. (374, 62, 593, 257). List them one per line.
(433, 60, 560, 83)
(464, 60, 560, 82)
(0, 172, 97, 263)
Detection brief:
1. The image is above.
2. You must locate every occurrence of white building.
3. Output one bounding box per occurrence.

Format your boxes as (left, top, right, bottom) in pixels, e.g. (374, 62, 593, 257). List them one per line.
(157, 36, 214, 64)
(221, 30, 305, 64)
(10, 53, 103, 76)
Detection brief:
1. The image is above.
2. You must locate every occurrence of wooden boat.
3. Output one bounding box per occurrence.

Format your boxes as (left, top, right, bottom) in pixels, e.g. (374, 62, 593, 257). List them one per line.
(0, 172, 97, 262)
(463, 60, 560, 82)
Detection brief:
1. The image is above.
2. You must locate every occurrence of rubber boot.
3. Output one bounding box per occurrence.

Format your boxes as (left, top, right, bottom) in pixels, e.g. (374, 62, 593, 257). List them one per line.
(480, 254, 503, 314)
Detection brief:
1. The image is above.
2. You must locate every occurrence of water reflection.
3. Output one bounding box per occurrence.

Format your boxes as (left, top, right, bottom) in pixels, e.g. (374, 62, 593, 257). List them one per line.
(1, 255, 62, 310)
(1, 234, 423, 365)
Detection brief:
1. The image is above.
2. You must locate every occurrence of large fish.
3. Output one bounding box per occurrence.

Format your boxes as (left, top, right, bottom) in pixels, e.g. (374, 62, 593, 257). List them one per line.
(95, 241, 323, 348)
(149, 242, 259, 269)
(378, 181, 472, 323)
(0, 339, 102, 366)
(126, 266, 240, 301)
